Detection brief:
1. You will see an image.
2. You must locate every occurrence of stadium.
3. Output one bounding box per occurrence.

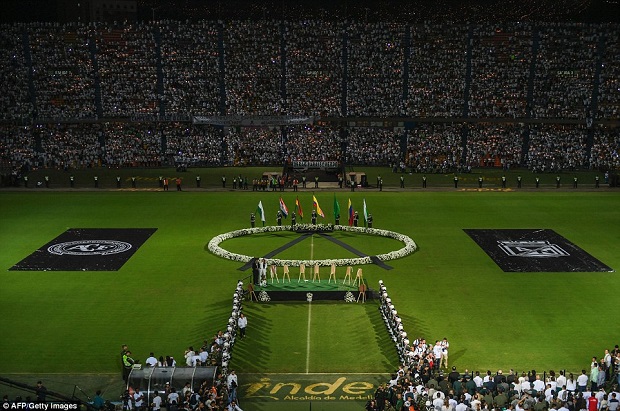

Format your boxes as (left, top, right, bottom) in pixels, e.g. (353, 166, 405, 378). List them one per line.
(1, 0, 619, 410)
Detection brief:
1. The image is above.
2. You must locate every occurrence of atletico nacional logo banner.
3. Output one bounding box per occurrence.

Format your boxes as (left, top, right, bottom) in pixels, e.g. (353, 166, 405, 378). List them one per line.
(11, 228, 157, 271)
(464, 229, 613, 273)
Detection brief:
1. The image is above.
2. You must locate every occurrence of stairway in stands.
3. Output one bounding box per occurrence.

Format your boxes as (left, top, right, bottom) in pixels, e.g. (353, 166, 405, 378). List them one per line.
(585, 34, 607, 162)
(88, 33, 103, 118)
(521, 27, 541, 163)
(20, 28, 36, 119)
(153, 26, 166, 117)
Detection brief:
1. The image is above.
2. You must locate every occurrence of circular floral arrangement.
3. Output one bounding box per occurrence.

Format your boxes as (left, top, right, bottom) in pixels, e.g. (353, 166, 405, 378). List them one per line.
(208, 224, 417, 267)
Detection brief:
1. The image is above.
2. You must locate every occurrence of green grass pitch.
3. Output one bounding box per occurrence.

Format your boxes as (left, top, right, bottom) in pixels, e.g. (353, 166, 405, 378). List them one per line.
(0, 179, 618, 408)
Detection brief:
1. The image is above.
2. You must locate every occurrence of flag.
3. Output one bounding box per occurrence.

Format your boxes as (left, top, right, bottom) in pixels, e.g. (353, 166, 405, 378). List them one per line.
(295, 197, 304, 219)
(313, 195, 325, 218)
(279, 197, 289, 218)
(348, 198, 354, 226)
(256, 201, 265, 226)
(333, 194, 340, 222)
(363, 198, 369, 227)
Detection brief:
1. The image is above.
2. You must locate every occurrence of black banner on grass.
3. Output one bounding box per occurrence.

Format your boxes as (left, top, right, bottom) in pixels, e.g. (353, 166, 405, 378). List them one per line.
(10, 228, 157, 271)
(464, 229, 613, 273)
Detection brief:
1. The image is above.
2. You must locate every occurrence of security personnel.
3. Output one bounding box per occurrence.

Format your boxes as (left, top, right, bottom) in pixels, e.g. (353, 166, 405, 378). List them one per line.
(573, 176, 578, 188)
(250, 213, 256, 228)
(595, 175, 599, 188)
(302, 175, 307, 188)
(70, 175, 74, 188)
(158, 176, 163, 188)
(122, 351, 135, 382)
(196, 175, 201, 188)
(478, 176, 483, 188)
(379, 178, 383, 191)
(131, 177, 136, 188)
(338, 175, 343, 188)
(163, 178, 169, 191)
(293, 178, 298, 192)
(23, 175, 29, 188)
(311, 210, 317, 225)
(116, 176, 121, 188)
(277, 211, 282, 226)
(377, 175, 381, 188)
(222, 175, 226, 188)
(454, 175, 459, 188)
(367, 214, 373, 228)
(291, 212, 296, 227)
(400, 175, 404, 188)
(517, 175, 522, 188)
(314, 176, 319, 188)
(501, 175, 506, 188)
(44, 175, 50, 188)
(335, 213, 340, 225)
(535, 176, 540, 188)
(94, 175, 99, 188)
(353, 211, 359, 227)
(233, 176, 237, 190)
(422, 175, 427, 188)
(556, 175, 561, 188)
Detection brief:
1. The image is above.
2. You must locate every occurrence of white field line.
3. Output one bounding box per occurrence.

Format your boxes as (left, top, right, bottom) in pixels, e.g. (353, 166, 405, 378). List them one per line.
(306, 300, 312, 374)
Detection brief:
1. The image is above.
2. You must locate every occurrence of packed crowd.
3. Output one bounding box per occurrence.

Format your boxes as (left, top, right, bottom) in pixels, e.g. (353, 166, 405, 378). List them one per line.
(165, 124, 223, 167)
(466, 123, 524, 170)
(406, 23, 467, 118)
(284, 20, 343, 117)
(2, 122, 620, 173)
(159, 21, 221, 116)
(589, 128, 620, 170)
(526, 125, 589, 172)
(468, 23, 532, 119)
(531, 23, 599, 120)
(347, 127, 402, 166)
(285, 125, 341, 162)
(224, 127, 282, 166)
(0, 21, 619, 121)
(223, 21, 282, 116)
(597, 29, 620, 121)
(367, 362, 620, 411)
(0, 25, 33, 121)
(29, 23, 97, 120)
(405, 124, 464, 173)
(346, 22, 405, 117)
(139, 0, 610, 24)
(95, 22, 159, 117)
(377, 280, 620, 411)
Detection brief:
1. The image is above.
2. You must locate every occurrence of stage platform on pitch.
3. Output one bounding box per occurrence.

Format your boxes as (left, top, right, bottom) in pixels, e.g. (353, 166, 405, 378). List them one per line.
(250, 279, 373, 301)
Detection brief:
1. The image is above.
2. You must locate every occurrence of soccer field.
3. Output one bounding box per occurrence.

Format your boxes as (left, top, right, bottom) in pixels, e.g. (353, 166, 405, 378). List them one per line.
(0, 187, 618, 407)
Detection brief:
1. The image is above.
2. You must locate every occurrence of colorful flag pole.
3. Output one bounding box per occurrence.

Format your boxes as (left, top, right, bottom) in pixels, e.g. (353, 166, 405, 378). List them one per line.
(348, 198, 354, 226)
(333, 194, 340, 223)
(256, 201, 266, 226)
(363, 198, 369, 227)
(279, 197, 289, 218)
(295, 197, 304, 220)
(312, 195, 325, 218)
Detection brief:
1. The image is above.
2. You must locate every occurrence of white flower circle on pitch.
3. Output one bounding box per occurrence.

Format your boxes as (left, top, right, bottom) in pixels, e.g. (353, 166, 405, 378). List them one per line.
(208, 225, 417, 266)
